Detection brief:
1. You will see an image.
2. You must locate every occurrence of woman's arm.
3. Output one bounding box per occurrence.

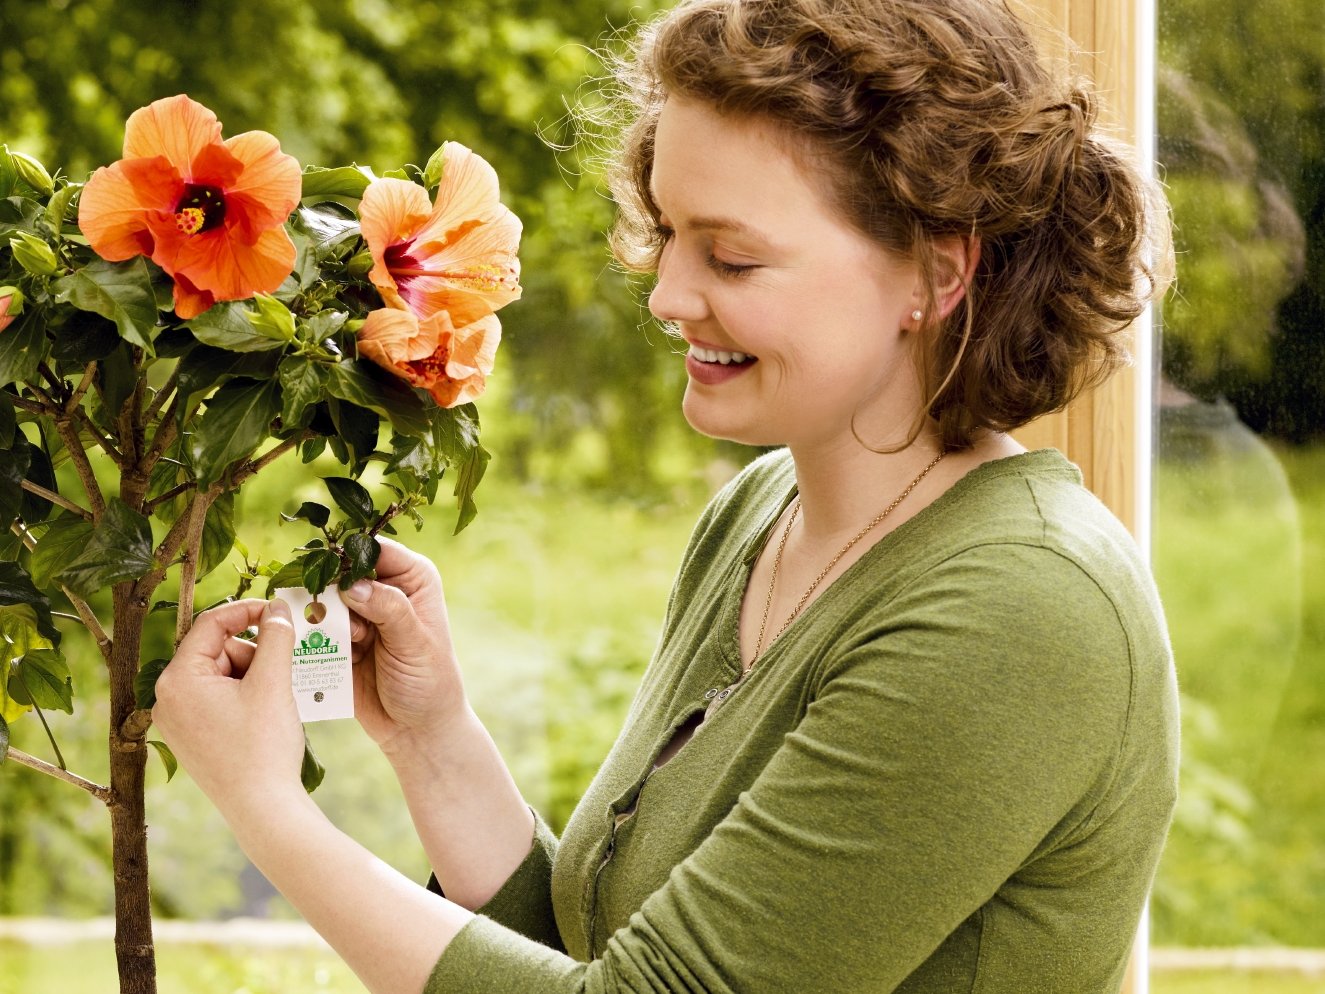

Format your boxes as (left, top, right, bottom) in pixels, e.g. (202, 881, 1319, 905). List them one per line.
(335, 540, 537, 910)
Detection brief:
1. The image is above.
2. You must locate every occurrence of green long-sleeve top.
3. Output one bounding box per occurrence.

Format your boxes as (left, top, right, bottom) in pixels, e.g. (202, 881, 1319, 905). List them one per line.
(427, 449, 1180, 993)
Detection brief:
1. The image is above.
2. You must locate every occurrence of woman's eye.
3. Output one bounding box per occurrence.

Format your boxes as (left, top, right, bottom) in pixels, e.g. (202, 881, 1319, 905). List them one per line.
(706, 256, 756, 279)
(654, 223, 675, 242)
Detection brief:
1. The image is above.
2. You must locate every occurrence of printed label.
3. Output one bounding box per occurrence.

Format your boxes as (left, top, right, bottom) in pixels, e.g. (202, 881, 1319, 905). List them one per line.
(274, 587, 354, 722)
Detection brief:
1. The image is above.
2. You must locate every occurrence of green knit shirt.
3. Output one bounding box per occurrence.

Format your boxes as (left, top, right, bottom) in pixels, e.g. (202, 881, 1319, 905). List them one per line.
(427, 449, 1180, 993)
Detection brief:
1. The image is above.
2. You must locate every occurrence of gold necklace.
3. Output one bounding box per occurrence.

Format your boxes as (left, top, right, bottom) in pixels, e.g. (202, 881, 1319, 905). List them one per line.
(751, 451, 947, 663)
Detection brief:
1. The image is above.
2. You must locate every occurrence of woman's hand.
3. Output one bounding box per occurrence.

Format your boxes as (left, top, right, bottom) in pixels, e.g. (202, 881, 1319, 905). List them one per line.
(152, 599, 305, 816)
(338, 537, 469, 758)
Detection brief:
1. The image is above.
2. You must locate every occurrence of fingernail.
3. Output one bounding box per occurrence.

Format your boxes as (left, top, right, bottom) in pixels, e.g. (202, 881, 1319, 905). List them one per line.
(264, 598, 291, 621)
(344, 580, 372, 602)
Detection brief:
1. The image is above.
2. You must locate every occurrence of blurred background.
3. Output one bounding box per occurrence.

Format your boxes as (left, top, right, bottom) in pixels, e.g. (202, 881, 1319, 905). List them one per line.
(0, 0, 1322, 991)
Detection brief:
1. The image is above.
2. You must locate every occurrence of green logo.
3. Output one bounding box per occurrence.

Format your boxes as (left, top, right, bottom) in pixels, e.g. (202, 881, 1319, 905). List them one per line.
(295, 628, 339, 657)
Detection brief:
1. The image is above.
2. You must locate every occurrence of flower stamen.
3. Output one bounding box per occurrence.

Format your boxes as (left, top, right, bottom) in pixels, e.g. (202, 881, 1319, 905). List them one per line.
(173, 184, 227, 235)
(174, 207, 205, 235)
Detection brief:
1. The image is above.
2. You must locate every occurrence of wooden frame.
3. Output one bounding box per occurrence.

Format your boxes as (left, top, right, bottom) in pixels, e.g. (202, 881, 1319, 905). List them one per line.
(1010, 0, 1155, 991)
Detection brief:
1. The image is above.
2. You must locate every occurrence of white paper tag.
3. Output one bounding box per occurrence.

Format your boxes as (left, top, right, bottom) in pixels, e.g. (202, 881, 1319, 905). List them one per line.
(274, 587, 355, 722)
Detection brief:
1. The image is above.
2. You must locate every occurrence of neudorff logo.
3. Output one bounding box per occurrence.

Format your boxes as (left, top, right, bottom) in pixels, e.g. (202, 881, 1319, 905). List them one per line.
(295, 628, 340, 657)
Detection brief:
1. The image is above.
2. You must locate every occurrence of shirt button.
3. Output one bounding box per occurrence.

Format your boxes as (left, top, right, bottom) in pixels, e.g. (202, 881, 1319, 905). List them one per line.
(704, 688, 719, 699)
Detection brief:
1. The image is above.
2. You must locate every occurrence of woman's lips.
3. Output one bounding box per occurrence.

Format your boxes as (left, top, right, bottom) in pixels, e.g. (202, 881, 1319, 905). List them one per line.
(685, 344, 758, 386)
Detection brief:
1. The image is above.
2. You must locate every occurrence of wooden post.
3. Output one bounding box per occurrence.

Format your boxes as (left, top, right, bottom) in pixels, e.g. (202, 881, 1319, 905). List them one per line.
(1012, 0, 1155, 991)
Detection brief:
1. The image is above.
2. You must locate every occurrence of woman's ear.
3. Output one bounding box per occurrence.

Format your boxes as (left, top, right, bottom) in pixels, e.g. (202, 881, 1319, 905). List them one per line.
(928, 234, 982, 320)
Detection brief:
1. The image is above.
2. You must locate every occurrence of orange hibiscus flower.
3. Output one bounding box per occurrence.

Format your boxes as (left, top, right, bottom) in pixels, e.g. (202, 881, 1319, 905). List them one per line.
(78, 95, 302, 320)
(358, 142, 521, 322)
(356, 297, 500, 409)
(0, 289, 20, 333)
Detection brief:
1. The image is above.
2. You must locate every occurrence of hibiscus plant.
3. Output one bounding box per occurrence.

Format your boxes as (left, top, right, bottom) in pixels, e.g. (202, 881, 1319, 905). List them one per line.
(0, 95, 520, 993)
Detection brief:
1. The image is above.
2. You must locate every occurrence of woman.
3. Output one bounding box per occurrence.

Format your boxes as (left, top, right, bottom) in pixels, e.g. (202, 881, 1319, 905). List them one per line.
(153, 0, 1179, 991)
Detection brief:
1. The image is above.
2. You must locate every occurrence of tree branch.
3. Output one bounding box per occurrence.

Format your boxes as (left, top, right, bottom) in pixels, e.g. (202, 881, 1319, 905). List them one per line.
(141, 398, 180, 476)
(19, 479, 92, 520)
(118, 709, 153, 745)
(5, 390, 48, 417)
(5, 747, 113, 804)
(174, 490, 215, 648)
(10, 524, 115, 666)
(64, 362, 98, 415)
(145, 366, 179, 423)
(73, 409, 126, 466)
(143, 479, 196, 514)
(229, 432, 314, 490)
(53, 418, 108, 517)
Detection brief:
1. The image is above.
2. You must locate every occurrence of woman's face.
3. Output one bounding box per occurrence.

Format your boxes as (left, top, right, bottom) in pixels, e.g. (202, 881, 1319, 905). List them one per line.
(648, 98, 928, 452)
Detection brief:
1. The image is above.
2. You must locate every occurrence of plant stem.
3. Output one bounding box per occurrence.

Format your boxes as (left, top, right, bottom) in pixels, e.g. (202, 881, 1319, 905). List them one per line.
(143, 479, 196, 514)
(144, 367, 178, 423)
(65, 362, 98, 415)
(8, 522, 113, 663)
(74, 409, 127, 466)
(19, 479, 93, 520)
(173, 490, 215, 649)
(14, 669, 67, 770)
(54, 419, 107, 517)
(4, 747, 112, 804)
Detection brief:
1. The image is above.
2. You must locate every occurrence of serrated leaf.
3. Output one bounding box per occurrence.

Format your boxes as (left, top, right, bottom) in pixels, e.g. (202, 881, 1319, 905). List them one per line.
(57, 498, 155, 599)
(326, 361, 429, 435)
(281, 501, 330, 529)
(189, 378, 279, 486)
(29, 512, 95, 589)
(0, 310, 47, 387)
(134, 658, 171, 709)
(323, 477, 374, 527)
(186, 301, 288, 353)
(301, 548, 341, 596)
(52, 257, 159, 353)
(342, 532, 380, 586)
(300, 165, 373, 200)
(278, 356, 330, 429)
(199, 492, 236, 578)
(263, 558, 308, 597)
(14, 647, 73, 714)
(301, 732, 325, 793)
(0, 562, 60, 643)
(146, 739, 178, 782)
(452, 442, 490, 535)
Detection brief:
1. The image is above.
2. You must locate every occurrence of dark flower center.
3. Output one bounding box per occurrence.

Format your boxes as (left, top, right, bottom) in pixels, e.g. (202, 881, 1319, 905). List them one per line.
(405, 345, 451, 382)
(174, 185, 227, 234)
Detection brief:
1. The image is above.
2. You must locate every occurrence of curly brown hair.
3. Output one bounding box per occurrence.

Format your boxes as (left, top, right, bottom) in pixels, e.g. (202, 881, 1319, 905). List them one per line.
(604, 0, 1173, 450)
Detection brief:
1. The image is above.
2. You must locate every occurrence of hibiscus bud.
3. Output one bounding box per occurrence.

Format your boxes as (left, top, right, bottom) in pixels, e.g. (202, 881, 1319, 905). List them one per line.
(9, 149, 55, 197)
(345, 249, 374, 279)
(9, 232, 60, 277)
(0, 287, 23, 333)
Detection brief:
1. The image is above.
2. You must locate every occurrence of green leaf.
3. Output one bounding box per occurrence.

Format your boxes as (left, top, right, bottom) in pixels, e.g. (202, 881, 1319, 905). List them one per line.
(42, 182, 80, 235)
(328, 399, 379, 474)
(97, 341, 137, 419)
(0, 391, 14, 449)
(199, 492, 236, 578)
(452, 442, 491, 535)
(57, 498, 155, 600)
(422, 144, 448, 191)
(29, 512, 95, 589)
(326, 361, 430, 435)
(176, 347, 281, 420)
(301, 548, 341, 596)
(146, 739, 178, 782)
(278, 356, 330, 429)
(342, 532, 380, 586)
(0, 148, 16, 200)
(186, 301, 288, 353)
(14, 647, 73, 714)
(9, 232, 59, 277)
(134, 658, 170, 709)
(189, 378, 279, 486)
(0, 310, 47, 387)
(280, 501, 330, 529)
(263, 557, 308, 597)
(49, 310, 120, 363)
(301, 732, 325, 793)
(300, 165, 373, 200)
(247, 293, 297, 344)
(323, 477, 375, 527)
(19, 439, 56, 524)
(0, 562, 60, 643)
(0, 441, 32, 525)
(52, 257, 159, 353)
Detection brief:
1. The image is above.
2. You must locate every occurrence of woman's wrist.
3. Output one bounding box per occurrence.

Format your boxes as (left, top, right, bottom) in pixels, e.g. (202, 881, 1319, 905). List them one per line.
(376, 700, 483, 775)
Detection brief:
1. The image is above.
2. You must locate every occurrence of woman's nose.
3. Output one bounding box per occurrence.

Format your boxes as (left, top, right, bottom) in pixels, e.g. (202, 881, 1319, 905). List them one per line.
(648, 247, 706, 323)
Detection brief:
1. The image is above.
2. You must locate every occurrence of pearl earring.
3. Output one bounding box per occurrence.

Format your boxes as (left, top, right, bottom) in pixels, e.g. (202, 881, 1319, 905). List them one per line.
(911, 309, 923, 322)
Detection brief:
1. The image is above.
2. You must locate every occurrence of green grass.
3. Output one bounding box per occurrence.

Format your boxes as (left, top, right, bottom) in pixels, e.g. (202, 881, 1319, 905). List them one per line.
(1151, 971, 1325, 994)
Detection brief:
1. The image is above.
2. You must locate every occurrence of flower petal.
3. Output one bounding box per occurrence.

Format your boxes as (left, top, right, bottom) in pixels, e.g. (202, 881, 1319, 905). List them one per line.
(123, 95, 224, 173)
(357, 307, 441, 383)
(414, 143, 503, 243)
(169, 225, 296, 304)
(359, 178, 434, 297)
(428, 311, 501, 408)
(79, 156, 183, 261)
(403, 206, 522, 315)
(221, 130, 303, 238)
(171, 271, 216, 321)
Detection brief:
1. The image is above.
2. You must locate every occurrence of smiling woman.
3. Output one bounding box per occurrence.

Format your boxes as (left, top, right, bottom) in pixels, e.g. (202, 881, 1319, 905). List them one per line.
(147, 2, 1179, 993)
